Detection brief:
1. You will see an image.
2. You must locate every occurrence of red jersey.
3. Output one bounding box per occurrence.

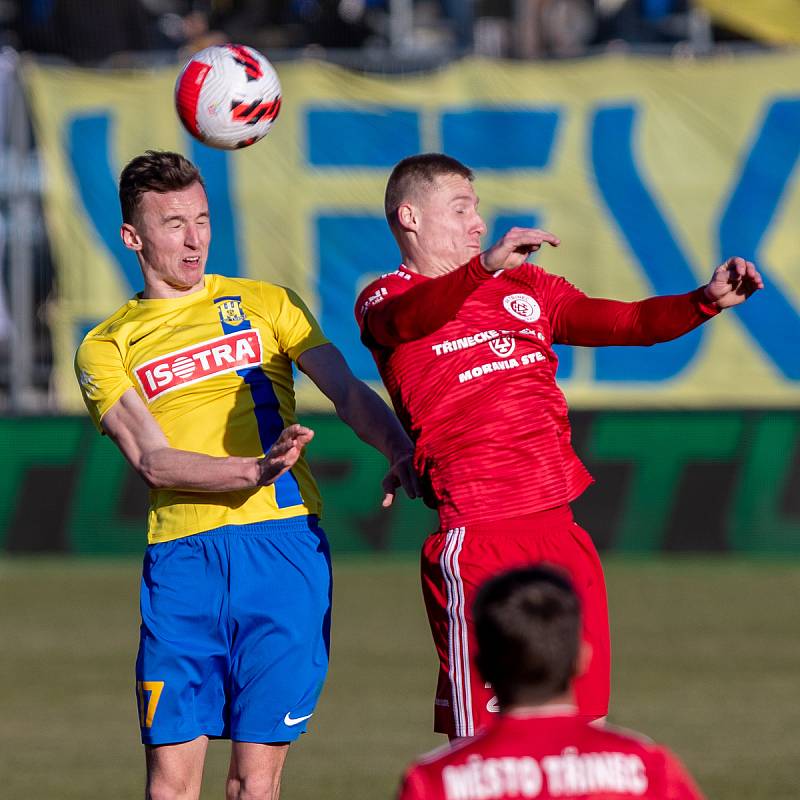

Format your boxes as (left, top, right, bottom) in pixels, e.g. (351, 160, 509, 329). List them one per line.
(355, 259, 717, 529)
(398, 709, 705, 800)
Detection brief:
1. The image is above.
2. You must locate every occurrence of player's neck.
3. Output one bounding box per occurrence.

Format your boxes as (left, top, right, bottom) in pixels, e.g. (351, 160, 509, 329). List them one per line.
(141, 275, 207, 300)
(402, 253, 462, 278)
(503, 689, 575, 716)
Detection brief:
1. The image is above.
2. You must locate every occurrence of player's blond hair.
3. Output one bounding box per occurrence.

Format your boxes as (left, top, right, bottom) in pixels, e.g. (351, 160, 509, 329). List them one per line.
(384, 153, 474, 231)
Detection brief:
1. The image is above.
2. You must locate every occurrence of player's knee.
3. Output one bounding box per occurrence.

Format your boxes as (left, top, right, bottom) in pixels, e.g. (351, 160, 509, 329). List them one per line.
(146, 776, 198, 800)
(226, 772, 281, 800)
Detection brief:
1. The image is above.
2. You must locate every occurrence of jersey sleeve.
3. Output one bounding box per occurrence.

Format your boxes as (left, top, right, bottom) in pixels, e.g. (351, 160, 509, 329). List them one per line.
(539, 267, 720, 346)
(270, 285, 329, 361)
(74, 335, 134, 433)
(356, 257, 493, 347)
(659, 747, 707, 800)
(397, 766, 434, 800)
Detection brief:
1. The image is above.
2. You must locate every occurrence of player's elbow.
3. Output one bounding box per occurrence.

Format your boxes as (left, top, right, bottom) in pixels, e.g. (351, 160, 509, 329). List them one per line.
(138, 466, 165, 490)
(137, 450, 170, 489)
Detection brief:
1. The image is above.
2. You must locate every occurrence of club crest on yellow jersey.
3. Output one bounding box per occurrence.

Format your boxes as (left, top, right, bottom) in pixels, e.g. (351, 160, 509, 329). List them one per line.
(216, 297, 247, 326)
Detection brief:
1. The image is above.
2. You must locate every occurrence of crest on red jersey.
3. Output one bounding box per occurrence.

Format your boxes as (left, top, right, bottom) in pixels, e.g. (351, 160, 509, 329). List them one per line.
(503, 293, 541, 323)
(489, 336, 516, 358)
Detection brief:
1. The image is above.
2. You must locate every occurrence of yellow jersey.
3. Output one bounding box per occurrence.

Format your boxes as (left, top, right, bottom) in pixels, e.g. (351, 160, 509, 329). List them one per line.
(75, 274, 328, 544)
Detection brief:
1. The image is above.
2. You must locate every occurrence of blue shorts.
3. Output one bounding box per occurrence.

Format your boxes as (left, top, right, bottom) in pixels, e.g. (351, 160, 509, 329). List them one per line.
(135, 515, 332, 745)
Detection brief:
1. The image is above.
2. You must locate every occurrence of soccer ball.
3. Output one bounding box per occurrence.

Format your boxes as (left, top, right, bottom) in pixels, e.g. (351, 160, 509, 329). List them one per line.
(174, 44, 282, 150)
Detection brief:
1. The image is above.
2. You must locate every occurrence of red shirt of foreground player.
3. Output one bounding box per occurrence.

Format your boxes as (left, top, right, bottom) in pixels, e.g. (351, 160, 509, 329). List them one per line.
(398, 566, 705, 800)
(399, 710, 704, 800)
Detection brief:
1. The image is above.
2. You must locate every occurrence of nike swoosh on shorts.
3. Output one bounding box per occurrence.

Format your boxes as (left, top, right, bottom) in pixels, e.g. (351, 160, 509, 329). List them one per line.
(283, 712, 313, 726)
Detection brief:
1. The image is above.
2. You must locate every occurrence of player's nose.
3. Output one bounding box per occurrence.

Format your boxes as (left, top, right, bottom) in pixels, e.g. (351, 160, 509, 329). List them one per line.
(473, 214, 487, 237)
(184, 224, 201, 248)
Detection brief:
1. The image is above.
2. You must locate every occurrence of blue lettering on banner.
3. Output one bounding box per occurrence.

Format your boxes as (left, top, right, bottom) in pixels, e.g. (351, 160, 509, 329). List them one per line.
(591, 105, 702, 382)
(717, 98, 800, 379)
(490, 212, 538, 238)
(68, 115, 142, 293)
(306, 108, 421, 167)
(441, 108, 560, 169)
(66, 100, 800, 387)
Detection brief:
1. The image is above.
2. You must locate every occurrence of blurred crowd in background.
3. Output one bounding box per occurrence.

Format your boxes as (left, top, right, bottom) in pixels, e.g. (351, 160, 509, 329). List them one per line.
(0, 0, 760, 66)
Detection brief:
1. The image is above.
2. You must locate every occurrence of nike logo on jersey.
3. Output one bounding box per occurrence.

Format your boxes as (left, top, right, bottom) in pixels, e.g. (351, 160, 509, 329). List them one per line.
(283, 711, 313, 726)
(129, 328, 160, 347)
(134, 329, 263, 401)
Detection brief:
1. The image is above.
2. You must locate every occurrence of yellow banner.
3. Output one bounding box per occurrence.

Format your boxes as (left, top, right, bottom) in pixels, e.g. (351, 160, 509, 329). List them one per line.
(696, 0, 800, 45)
(24, 53, 800, 409)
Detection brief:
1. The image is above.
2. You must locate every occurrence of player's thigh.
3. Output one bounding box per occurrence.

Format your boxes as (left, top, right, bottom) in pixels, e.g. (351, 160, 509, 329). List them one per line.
(566, 522, 610, 704)
(422, 522, 565, 601)
(563, 521, 609, 628)
(228, 518, 332, 742)
(138, 536, 230, 744)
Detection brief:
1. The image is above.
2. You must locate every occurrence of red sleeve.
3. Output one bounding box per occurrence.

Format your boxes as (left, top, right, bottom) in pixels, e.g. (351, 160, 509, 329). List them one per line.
(356, 256, 493, 347)
(660, 747, 706, 800)
(397, 766, 434, 800)
(550, 286, 720, 347)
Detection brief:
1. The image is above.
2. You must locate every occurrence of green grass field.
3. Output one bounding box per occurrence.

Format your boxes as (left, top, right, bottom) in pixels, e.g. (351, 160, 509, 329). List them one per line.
(1, 556, 799, 798)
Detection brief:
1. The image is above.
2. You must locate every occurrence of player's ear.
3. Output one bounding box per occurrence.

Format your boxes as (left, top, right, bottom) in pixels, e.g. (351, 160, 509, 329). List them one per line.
(121, 222, 142, 251)
(575, 640, 592, 678)
(396, 202, 418, 232)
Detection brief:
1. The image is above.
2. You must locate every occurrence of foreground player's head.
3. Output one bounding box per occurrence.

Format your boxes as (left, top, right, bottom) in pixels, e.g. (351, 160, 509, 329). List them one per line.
(474, 565, 582, 709)
(385, 153, 486, 276)
(119, 151, 210, 299)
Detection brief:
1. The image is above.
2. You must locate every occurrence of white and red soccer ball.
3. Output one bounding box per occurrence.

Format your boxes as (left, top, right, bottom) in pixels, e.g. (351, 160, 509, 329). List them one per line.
(174, 44, 282, 150)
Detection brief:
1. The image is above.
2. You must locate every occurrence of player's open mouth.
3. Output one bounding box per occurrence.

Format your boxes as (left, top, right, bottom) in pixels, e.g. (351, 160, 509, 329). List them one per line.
(183, 256, 201, 264)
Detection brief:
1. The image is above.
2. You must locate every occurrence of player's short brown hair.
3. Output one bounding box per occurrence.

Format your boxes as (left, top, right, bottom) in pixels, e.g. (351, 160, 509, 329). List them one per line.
(119, 150, 205, 223)
(384, 153, 474, 230)
(473, 565, 581, 708)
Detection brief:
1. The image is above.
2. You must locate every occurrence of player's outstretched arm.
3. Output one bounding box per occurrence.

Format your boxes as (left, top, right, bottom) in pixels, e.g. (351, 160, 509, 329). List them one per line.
(102, 388, 310, 491)
(703, 256, 763, 308)
(297, 343, 422, 507)
(552, 257, 763, 347)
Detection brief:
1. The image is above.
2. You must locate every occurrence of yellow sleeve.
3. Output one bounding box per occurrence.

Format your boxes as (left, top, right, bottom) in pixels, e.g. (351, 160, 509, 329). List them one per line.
(74, 335, 134, 432)
(269, 285, 329, 362)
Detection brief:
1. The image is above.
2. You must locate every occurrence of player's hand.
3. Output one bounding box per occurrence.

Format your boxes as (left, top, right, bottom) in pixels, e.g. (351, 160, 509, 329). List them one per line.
(381, 449, 422, 508)
(257, 424, 314, 486)
(481, 228, 560, 273)
(703, 257, 764, 309)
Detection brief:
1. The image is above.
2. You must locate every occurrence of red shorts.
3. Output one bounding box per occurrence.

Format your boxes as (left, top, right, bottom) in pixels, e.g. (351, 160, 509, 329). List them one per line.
(420, 505, 610, 737)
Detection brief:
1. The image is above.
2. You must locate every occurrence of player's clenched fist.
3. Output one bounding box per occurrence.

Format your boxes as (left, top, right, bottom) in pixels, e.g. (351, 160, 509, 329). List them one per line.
(481, 227, 560, 273)
(703, 257, 764, 308)
(257, 424, 315, 486)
